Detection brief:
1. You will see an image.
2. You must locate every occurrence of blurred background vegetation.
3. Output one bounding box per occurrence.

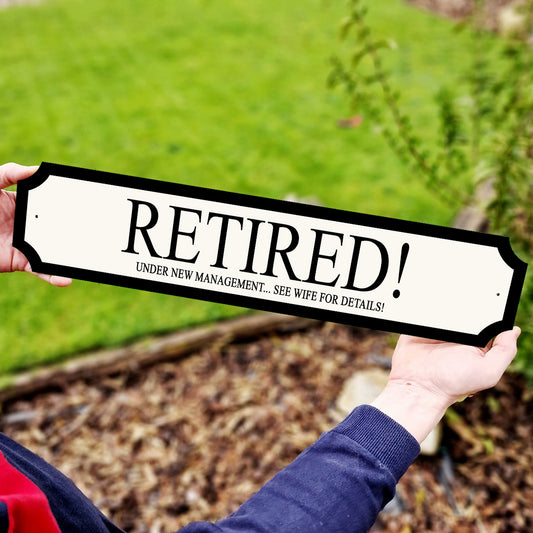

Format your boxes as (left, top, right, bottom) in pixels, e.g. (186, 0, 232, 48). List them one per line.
(331, 0, 533, 377)
(0, 0, 530, 379)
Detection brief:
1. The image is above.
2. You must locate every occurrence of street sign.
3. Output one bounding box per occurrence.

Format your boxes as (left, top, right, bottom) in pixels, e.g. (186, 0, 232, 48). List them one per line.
(14, 163, 527, 346)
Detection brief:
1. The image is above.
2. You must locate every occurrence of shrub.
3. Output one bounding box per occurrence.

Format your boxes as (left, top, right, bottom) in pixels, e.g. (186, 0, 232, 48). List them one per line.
(330, 0, 533, 378)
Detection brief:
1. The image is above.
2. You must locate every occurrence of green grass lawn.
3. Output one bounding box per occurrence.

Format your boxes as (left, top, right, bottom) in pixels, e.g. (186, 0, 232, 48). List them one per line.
(0, 0, 472, 377)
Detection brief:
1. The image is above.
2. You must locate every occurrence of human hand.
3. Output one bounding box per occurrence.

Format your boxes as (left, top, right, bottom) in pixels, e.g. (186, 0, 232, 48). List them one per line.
(0, 162, 71, 286)
(372, 328, 520, 443)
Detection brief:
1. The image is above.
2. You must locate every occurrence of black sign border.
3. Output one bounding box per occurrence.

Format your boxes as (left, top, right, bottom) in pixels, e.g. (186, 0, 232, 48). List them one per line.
(13, 162, 528, 347)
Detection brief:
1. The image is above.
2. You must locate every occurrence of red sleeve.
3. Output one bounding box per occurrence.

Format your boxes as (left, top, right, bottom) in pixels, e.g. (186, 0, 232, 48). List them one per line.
(0, 451, 60, 533)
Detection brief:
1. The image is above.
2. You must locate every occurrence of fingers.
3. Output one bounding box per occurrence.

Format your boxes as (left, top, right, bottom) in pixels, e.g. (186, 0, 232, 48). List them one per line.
(23, 263, 72, 287)
(32, 271, 73, 287)
(46, 274, 73, 287)
(0, 162, 39, 189)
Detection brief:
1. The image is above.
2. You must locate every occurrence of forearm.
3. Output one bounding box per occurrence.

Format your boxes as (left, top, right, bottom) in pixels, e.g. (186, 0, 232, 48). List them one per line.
(179, 406, 420, 533)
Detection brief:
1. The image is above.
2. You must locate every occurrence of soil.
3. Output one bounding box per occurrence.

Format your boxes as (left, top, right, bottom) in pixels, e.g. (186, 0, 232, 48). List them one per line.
(1, 323, 531, 533)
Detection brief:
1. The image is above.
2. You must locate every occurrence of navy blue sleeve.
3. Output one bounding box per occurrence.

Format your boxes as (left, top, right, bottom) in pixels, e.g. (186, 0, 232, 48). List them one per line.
(0, 405, 419, 533)
(178, 405, 420, 533)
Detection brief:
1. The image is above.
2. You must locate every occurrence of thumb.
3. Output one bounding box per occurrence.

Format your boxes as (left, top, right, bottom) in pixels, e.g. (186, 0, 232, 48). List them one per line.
(482, 326, 520, 386)
(0, 163, 39, 189)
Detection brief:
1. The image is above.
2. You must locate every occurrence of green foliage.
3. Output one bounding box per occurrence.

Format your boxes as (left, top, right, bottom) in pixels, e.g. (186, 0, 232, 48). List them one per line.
(514, 270, 533, 378)
(1, 0, 466, 377)
(331, 0, 533, 378)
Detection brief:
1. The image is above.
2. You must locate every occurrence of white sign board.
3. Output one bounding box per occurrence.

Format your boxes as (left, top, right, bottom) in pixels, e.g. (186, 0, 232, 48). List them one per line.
(14, 163, 527, 346)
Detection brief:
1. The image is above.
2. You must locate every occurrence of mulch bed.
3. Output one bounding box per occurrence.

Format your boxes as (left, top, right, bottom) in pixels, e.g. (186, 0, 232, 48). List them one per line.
(1, 323, 531, 532)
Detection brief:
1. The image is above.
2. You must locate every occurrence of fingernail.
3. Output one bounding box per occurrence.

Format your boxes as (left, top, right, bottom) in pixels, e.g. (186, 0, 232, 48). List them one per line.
(51, 276, 73, 287)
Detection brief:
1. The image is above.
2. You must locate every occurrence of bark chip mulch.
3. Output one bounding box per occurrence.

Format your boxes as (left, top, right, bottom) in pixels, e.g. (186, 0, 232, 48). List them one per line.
(1, 323, 531, 533)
